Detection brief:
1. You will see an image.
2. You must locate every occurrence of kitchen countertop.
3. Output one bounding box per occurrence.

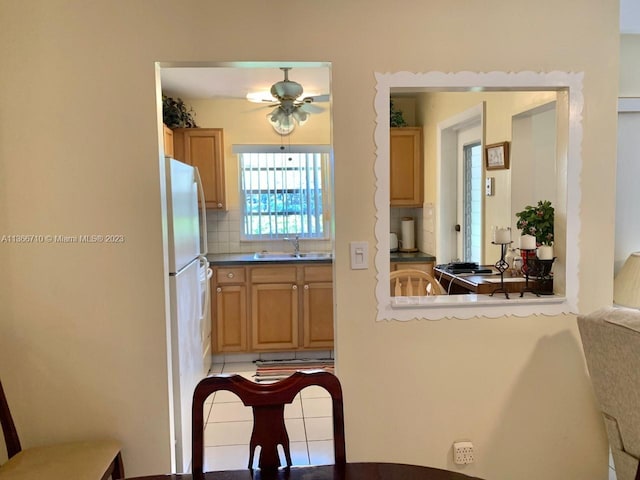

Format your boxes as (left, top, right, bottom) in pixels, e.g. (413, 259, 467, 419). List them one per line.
(390, 251, 436, 263)
(207, 253, 333, 266)
(208, 250, 435, 266)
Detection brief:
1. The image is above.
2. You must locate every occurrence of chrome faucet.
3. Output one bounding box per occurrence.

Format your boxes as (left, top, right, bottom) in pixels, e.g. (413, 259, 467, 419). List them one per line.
(284, 235, 300, 257)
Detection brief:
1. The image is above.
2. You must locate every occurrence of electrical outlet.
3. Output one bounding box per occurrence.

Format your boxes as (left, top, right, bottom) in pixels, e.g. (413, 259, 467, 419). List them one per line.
(453, 441, 474, 465)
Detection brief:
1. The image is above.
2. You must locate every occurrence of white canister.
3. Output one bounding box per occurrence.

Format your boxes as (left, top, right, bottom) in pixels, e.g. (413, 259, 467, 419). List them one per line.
(390, 233, 399, 252)
(400, 217, 415, 251)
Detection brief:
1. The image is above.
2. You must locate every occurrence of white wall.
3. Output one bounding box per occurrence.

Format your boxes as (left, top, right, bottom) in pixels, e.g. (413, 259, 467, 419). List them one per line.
(0, 1, 619, 478)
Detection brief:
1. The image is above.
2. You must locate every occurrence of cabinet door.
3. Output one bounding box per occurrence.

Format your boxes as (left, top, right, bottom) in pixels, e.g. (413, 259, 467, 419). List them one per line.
(251, 283, 298, 351)
(215, 285, 247, 352)
(302, 282, 334, 348)
(174, 128, 226, 210)
(390, 128, 423, 207)
(163, 124, 174, 157)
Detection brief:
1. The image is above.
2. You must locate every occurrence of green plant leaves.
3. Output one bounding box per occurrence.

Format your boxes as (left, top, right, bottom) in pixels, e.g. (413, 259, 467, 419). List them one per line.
(162, 95, 198, 128)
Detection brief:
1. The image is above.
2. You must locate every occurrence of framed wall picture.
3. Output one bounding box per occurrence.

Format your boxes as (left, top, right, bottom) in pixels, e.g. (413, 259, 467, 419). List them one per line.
(485, 141, 510, 170)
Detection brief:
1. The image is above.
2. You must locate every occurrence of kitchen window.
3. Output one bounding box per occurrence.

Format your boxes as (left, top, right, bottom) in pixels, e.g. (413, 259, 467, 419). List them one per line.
(235, 145, 331, 240)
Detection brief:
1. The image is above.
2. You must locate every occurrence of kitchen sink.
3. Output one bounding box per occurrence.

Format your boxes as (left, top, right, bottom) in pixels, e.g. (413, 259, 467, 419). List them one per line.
(253, 251, 332, 260)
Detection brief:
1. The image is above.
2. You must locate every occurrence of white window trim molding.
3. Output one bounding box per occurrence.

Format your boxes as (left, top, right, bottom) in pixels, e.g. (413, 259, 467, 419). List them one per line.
(374, 71, 584, 321)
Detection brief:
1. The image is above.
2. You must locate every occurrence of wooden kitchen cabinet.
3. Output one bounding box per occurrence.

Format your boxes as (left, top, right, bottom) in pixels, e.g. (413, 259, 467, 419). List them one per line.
(302, 265, 334, 349)
(250, 266, 299, 351)
(390, 127, 423, 207)
(211, 263, 334, 353)
(173, 128, 226, 210)
(213, 267, 247, 352)
(163, 124, 174, 157)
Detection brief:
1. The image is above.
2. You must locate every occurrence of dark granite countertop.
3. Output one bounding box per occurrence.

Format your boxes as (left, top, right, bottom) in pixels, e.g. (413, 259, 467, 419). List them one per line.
(390, 251, 436, 263)
(208, 250, 434, 266)
(207, 252, 333, 266)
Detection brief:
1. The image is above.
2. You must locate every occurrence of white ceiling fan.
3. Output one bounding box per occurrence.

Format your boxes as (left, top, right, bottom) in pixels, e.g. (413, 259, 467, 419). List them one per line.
(247, 67, 329, 135)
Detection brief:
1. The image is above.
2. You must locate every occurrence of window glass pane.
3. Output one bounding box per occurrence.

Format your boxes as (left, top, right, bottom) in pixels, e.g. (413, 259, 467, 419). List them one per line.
(239, 150, 329, 240)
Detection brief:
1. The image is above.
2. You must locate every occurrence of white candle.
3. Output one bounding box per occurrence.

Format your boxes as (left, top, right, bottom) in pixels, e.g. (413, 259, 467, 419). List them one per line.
(494, 228, 510, 244)
(520, 234, 537, 250)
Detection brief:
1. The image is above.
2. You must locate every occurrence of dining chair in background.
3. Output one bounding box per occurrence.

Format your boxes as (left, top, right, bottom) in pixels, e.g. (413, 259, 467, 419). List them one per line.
(0, 379, 124, 479)
(390, 269, 446, 296)
(191, 370, 346, 478)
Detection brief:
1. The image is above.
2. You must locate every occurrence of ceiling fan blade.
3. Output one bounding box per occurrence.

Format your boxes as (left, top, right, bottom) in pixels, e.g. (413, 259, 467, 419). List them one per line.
(299, 103, 324, 114)
(302, 94, 330, 103)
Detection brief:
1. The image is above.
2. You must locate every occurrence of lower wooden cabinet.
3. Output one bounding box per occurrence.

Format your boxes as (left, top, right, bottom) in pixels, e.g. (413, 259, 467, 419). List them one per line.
(213, 267, 247, 352)
(212, 263, 333, 353)
(302, 265, 334, 349)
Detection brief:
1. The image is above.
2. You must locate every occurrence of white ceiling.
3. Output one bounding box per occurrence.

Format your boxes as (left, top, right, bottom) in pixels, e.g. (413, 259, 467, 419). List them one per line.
(160, 65, 331, 100)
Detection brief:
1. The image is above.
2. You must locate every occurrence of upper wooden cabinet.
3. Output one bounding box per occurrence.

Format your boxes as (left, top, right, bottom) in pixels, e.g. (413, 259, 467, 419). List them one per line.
(390, 127, 423, 207)
(173, 128, 226, 210)
(163, 124, 174, 157)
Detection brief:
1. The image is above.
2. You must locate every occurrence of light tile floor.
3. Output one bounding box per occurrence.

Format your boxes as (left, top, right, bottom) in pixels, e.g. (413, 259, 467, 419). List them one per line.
(203, 361, 335, 471)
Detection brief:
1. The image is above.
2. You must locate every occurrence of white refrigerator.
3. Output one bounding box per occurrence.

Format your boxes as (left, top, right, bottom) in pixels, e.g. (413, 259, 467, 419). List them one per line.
(165, 156, 212, 473)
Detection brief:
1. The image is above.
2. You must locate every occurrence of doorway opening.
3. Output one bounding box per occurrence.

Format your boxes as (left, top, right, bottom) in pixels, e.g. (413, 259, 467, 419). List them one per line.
(156, 61, 335, 473)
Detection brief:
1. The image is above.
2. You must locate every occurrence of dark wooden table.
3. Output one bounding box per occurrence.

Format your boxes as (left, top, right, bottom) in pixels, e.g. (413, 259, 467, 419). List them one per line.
(434, 266, 530, 295)
(125, 462, 483, 480)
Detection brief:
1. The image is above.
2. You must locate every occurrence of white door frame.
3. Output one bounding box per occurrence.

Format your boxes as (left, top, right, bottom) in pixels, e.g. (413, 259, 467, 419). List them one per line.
(436, 103, 485, 264)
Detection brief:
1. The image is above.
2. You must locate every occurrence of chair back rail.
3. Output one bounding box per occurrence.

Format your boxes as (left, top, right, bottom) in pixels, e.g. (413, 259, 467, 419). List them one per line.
(390, 269, 445, 296)
(191, 370, 345, 479)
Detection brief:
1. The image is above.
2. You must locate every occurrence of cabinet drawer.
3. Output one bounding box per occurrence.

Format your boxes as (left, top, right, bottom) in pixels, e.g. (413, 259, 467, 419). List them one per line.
(303, 265, 333, 282)
(216, 267, 246, 284)
(251, 266, 297, 283)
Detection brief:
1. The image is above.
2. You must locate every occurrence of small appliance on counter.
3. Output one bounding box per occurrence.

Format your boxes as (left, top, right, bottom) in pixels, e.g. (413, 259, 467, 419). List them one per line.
(399, 216, 418, 252)
(390, 232, 399, 252)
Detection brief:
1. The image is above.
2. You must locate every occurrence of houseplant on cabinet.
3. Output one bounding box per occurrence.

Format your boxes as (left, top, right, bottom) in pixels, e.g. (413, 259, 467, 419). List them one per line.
(162, 95, 198, 128)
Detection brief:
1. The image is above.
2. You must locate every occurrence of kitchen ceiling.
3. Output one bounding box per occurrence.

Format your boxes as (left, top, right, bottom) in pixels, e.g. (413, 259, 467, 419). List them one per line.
(160, 66, 331, 100)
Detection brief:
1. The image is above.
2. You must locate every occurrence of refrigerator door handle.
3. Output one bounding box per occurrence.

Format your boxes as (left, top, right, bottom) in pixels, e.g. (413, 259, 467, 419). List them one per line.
(199, 255, 212, 322)
(194, 166, 208, 256)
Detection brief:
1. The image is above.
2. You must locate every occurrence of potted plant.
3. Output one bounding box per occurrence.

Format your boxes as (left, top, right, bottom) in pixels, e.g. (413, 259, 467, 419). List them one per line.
(515, 200, 555, 293)
(515, 200, 554, 250)
(162, 95, 198, 128)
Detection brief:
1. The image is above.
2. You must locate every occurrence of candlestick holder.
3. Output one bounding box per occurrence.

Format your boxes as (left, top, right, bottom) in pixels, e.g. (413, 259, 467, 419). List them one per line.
(490, 241, 512, 299)
(519, 248, 539, 297)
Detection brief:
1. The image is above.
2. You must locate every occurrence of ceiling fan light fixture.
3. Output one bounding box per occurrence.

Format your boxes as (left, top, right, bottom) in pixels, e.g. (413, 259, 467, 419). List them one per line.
(267, 108, 295, 135)
(291, 108, 309, 126)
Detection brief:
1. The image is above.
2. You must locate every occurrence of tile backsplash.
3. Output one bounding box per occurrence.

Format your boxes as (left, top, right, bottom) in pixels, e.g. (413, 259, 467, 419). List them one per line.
(206, 207, 331, 254)
(390, 207, 424, 251)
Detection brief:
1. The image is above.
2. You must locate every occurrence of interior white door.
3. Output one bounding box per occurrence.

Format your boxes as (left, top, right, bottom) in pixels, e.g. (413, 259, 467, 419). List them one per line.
(437, 103, 484, 265)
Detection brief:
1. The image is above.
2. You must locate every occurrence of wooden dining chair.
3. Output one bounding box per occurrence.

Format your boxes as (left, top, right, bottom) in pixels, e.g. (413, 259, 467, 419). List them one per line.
(390, 269, 446, 296)
(191, 370, 346, 477)
(0, 379, 124, 480)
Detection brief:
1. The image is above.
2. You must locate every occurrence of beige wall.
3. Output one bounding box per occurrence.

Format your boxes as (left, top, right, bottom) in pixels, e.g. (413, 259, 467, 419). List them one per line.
(0, 1, 619, 479)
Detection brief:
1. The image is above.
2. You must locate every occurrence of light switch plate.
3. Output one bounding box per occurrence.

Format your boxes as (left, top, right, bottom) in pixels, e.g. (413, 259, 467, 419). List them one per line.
(350, 241, 368, 270)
